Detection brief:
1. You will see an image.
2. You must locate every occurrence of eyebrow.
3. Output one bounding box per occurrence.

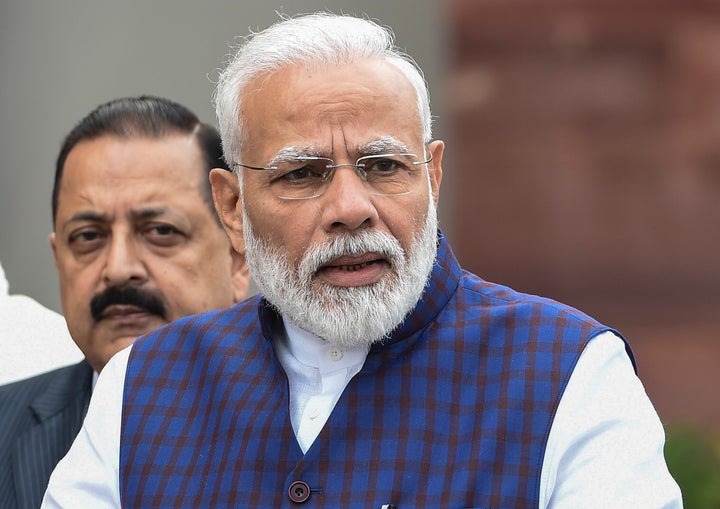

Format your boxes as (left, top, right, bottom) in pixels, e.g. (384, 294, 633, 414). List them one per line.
(65, 211, 110, 225)
(65, 207, 169, 227)
(267, 146, 322, 166)
(267, 136, 413, 166)
(131, 207, 170, 221)
(358, 136, 412, 156)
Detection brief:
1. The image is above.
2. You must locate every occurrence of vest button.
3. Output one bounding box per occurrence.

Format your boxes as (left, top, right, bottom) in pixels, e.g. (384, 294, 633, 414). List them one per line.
(288, 480, 311, 503)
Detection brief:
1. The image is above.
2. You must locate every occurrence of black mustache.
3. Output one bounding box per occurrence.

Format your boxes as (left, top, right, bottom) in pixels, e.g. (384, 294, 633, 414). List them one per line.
(90, 286, 167, 322)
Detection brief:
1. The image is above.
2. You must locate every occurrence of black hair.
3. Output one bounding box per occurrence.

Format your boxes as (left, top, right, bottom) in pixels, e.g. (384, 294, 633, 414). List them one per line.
(52, 95, 229, 226)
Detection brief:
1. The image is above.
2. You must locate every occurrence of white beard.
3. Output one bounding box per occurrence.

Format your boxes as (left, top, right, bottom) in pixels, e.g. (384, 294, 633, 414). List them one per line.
(243, 199, 438, 349)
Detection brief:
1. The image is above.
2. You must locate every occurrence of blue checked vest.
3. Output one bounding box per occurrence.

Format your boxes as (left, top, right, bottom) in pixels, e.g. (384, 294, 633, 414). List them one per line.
(121, 232, 630, 508)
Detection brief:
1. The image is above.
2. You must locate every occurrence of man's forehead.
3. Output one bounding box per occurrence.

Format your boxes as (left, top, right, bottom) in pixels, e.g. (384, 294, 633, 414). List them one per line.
(68, 132, 199, 156)
(238, 59, 422, 154)
(61, 135, 205, 187)
(55, 172, 208, 228)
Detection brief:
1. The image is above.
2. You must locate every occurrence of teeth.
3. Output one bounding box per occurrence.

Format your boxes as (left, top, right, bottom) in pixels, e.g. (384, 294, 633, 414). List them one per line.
(341, 262, 369, 272)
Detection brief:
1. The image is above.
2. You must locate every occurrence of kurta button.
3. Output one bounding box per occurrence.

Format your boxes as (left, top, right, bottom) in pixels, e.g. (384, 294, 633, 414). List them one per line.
(327, 347, 343, 361)
(288, 480, 311, 503)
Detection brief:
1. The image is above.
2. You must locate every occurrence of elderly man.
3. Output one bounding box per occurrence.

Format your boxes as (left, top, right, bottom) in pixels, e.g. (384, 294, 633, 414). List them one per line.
(0, 96, 248, 509)
(43, 15, 681, 508)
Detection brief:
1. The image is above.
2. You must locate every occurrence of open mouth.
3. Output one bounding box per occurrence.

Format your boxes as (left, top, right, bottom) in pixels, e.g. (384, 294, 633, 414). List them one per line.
(319, 252, 387, 271)
(316, 253, 389, 286)
(332, 259, 384, 272)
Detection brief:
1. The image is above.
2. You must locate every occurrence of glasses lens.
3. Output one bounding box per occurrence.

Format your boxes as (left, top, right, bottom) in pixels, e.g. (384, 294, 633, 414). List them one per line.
(359, 154, 419, 196)
(266, 154, 425, 199)
(270, 158, 333, 199)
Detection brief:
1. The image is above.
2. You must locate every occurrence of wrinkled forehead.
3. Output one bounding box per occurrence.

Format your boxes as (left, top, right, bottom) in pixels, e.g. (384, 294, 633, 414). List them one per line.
(237, 60, 424, 162)
(55, 134, 214, 220)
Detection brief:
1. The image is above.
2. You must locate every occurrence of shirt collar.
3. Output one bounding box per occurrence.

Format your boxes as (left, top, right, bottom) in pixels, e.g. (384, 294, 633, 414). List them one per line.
(282, 319, 369, 375)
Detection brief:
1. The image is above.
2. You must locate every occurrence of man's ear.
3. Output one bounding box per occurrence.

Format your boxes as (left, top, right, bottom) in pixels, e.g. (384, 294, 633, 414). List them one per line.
(427, 140, 444, 205)
(49, 232, 59, 267)
(210, 168, 245, 255)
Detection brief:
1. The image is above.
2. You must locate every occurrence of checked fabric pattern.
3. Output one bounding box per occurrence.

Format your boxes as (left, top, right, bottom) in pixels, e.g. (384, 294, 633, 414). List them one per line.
(120, 232, 623, 508)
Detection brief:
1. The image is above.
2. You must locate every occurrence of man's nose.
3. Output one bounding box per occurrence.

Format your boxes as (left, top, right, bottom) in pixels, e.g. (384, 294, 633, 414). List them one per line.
(320, 166, 379, 232)
(101, 234, 148, 286)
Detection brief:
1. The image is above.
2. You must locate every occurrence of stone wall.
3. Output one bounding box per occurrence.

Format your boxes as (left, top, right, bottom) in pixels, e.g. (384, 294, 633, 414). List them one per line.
(447, 0, 720, 434)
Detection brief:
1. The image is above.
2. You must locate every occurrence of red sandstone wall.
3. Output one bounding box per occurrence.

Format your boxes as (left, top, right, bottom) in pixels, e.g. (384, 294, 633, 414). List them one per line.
(447, 0, 720, 434)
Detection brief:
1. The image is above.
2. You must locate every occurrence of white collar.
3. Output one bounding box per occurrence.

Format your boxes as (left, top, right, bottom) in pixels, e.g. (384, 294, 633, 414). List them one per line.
(282, 318, 369, 375)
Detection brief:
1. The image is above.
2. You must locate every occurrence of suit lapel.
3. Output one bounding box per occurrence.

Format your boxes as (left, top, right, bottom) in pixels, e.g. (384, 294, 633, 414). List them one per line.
(12, 361, 92, 509)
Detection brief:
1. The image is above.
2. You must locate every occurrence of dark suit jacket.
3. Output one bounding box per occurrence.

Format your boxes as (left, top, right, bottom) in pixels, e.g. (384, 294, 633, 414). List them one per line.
(0, 360, 93, 509)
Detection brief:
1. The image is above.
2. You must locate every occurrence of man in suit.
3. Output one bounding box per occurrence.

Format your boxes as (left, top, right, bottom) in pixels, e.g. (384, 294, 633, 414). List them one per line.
(0, 96, 249, 509)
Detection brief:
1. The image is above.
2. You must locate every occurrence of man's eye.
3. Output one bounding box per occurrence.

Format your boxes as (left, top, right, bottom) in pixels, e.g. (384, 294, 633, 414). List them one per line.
(69, 230, 102, 244)
(282, 167, 313, 181)
(148, 225, 179, 236)
(366, 158, 403, 174)
(67, 229, 106, 254)
(144, 224, 184, 247)
(277, 165, 326, 183)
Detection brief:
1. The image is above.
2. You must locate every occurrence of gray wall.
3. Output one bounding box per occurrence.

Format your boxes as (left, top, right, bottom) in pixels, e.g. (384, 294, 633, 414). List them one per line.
(0, 0, 449, 312)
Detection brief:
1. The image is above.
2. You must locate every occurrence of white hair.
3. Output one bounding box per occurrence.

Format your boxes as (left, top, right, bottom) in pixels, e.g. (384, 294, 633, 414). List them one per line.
(242, 195, 438, 348)
(214, 12, 433, 168)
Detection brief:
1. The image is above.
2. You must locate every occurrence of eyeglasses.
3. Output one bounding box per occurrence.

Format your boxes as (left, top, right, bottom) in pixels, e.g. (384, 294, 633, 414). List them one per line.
(233, 152, 433, 200)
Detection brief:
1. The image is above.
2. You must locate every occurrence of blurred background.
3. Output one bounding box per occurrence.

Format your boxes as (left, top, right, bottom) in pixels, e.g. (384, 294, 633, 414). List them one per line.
(1, 0, 718, 504)
(446, 2, 720, 504)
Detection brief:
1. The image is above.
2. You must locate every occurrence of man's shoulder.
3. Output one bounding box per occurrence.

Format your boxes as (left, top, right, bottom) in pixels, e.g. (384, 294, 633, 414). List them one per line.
(0, 360, 90, 425)
(132, 297, 263, 353)
(0, 361, 86, 399)
(455, 270, 603, 327)
(125, 297, 269, 385)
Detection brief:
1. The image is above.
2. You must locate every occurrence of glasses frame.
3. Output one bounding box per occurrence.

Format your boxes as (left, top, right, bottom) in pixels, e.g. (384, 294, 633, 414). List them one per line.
(232, 151, 434, 200)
